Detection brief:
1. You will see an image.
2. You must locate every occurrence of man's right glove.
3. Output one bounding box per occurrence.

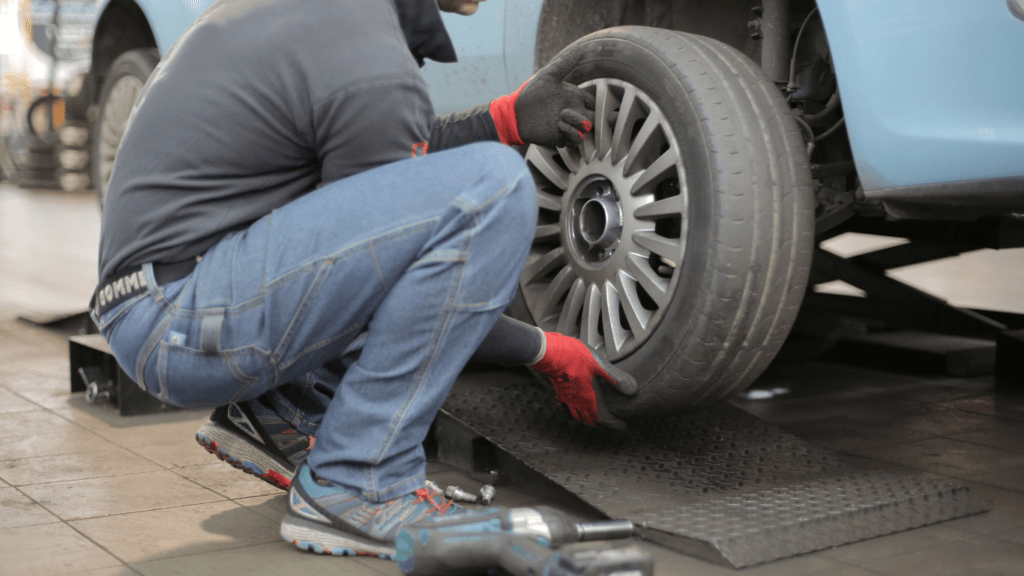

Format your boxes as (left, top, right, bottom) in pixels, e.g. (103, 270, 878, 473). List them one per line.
(489, 46, 596, 149)
(531, 332, 638, 431)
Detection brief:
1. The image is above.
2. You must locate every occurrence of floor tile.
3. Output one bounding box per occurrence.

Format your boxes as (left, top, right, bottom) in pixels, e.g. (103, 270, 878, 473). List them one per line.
(820, 524, 972, 564)
(743, 360, 900, 400)
(0, 387, 44, 413)
(130, 541, 392, 576)
(0, 355, 72, 381)
(873, 384, 988, 405)
(50, 405, 210, 448)
(967, 465, 1024, 493)
(65, 568, 140, 576)
(0, 486, 60, 529)
(949, 421, 1024, 454)
(845, 404, 999, 437)
(21, 470, 224, 521)
(847, 437, 1024, 479)
(806, 566, 887, 576)
(783, 416, 934, 452)
(734, 395, 919, 426)
(0, 430, 118, 462)
(994, 526, 1024, 547)
(234, 493, 287, 523)
(135, 440, 216, 469)
(174, 462, 282, 500)
(0, 409, 85, 438)
(738, 553, 864, 576)
(938, 395, 1024, 422)
(859, 532, 1024, 576)
(0, 522, 122, 575)
(13, 378, 88, 410)
(0, 447, 162, 486)
(647, 543, 855, 576)
(647, 544, 736, 576)
(71, 501, 281, 564)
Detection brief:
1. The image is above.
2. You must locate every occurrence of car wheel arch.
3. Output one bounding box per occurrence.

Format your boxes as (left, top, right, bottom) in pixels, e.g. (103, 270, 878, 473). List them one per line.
(533, 0, 762, 69)
(90, 0, 158, 102)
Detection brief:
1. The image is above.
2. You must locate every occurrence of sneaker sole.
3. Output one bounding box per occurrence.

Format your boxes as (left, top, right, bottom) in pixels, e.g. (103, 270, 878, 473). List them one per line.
(195, 420, 294, 490)
(280, 514, 396, 558)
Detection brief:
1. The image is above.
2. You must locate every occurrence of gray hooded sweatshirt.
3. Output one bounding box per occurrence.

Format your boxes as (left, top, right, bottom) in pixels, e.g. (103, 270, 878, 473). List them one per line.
(98, 0, 503, 281)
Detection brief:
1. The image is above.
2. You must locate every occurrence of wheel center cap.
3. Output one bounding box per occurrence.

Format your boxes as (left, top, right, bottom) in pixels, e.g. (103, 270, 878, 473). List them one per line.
(579, 196, 622, 248)
(570, 176, 622, 264)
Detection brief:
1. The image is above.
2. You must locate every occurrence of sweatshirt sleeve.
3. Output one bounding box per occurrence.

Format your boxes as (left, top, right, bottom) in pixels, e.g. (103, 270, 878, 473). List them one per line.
(313, 76, 434, 185)
(427, 103, 502, 152)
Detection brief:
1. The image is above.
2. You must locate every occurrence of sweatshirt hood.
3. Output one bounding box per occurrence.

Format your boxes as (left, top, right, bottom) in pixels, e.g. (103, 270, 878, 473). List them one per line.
(391, 0, 458, 66)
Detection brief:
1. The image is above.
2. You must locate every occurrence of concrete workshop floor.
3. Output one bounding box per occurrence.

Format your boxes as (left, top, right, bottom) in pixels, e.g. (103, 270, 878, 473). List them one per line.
(2, 182, 1024, 576)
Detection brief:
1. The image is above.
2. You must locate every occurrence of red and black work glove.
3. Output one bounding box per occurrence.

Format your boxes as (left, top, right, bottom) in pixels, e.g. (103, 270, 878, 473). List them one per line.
(531, 332, 638, 431)
(490, 46, 596, 148)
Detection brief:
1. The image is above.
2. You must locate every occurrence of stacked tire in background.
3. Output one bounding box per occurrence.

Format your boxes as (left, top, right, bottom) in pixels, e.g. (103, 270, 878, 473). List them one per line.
(3, 91, 93, 193)
(6, 131, 61, 190)
(56, 119, 92, 192)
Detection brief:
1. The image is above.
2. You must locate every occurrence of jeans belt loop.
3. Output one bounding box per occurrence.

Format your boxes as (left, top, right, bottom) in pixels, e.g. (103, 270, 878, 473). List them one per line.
(200, 309, 225, 354)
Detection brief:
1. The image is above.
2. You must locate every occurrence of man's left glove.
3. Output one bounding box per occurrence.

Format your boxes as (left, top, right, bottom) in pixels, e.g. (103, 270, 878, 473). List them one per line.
(490, 46, 596, 148)
(531, 332, 638, 431)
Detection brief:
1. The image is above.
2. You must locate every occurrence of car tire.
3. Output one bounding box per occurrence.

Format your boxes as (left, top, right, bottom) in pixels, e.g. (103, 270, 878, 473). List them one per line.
(92, 48, 160, 210)
(509, 27, 814, 416)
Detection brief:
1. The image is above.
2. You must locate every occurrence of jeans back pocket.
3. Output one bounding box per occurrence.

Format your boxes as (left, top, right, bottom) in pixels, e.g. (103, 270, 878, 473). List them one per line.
(155, 342, 273, 409)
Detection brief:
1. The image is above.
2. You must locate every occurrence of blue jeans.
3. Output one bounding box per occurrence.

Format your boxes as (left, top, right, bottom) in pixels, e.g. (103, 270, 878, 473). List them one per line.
(93, 143, 535, 501)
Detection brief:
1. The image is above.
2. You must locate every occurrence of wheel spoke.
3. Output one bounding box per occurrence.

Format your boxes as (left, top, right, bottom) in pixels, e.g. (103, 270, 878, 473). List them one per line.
(527, 146, 570, 190)
(626, 253, 671, 307)
(615, 269, 652, 336)
(629, 147, 680, 196)
(601, 281, 627, 354)
(580, 283, 602, 351)
(533, 265, 577, 323)
(557, 278, 587, 336)
(557, 146, 581, 173)
(632, 231, 683, 261)
(610, 85, 638, 165)
(534, 223, 561, 241)
(593, 80, 616, 160)
(634, 194, 686, 220)
(536, 190, 562, 213)
(521, 246, 565, 285)
(622, 110, 663, 176)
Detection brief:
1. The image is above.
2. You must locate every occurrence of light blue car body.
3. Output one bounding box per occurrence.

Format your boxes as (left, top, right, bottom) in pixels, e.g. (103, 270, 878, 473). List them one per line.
(96, 0, 1024, 194)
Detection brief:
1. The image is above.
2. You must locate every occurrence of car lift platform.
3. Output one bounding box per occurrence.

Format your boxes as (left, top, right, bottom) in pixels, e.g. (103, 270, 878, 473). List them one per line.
(435, 370, 988, 568)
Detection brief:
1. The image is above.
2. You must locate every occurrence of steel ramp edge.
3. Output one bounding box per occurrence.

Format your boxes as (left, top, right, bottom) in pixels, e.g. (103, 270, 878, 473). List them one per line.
(437, 374, 988, 568)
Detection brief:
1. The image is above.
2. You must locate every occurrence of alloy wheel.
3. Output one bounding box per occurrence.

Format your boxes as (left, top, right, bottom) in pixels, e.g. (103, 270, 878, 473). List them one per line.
(521, 78, 688, 361)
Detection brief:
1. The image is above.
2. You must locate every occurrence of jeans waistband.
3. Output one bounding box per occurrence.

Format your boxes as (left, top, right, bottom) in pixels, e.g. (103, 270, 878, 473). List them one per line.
(90, 257, 200, 318)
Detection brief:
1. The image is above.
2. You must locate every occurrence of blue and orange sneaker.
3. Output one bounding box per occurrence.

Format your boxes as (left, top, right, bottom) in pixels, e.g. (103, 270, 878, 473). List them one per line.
(280, 463, 464, 558)
(195, 401, 313, 490)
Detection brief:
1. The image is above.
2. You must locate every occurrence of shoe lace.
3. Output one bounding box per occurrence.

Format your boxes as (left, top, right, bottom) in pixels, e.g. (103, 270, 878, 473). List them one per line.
(414, 485, 454, 514)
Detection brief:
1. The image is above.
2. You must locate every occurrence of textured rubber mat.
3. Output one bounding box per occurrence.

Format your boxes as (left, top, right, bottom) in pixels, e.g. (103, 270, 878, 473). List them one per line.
(439, 377, 988, 568)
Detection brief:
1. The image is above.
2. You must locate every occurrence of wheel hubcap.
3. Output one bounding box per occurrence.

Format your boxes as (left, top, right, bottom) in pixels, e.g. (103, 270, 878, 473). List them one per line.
(571, 176, 622, 263)
(521, 78, 688, 361)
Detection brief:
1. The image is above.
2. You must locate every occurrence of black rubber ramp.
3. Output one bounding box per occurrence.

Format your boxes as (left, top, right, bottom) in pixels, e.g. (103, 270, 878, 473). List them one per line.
(439, 376, 988, 568)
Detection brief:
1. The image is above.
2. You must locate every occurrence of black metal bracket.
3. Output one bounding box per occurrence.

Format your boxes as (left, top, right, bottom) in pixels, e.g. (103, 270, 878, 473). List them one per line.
(805, 216, 1024, 339)
(69, 334, 179, 416)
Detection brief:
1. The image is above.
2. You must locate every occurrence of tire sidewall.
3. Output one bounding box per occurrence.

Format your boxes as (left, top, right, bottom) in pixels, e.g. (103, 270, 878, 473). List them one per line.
(92, 49, 160, 211)
(557, 33, 722, 411)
